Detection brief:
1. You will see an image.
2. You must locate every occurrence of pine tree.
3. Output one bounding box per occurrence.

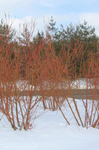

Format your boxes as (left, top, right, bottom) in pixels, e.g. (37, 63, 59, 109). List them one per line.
(47, 16, 59, 40)
(0, 19, 15, 44)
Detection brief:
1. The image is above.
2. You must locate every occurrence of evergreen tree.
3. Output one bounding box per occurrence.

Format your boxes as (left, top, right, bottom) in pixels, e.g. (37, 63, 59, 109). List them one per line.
(58, 20, 98, 53)
(0, 19, 15, 44)
(58, 21, 98, 75)
(33, 30, 45, 46)
(46, 19, 98, 75)
(47, 16, 57, 37)
(46, 16, 62, 55)
(0, 19, 16, 61)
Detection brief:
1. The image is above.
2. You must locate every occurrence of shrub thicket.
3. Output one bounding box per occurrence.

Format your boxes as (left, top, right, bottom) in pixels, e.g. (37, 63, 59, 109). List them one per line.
(0, 16, 99, 130)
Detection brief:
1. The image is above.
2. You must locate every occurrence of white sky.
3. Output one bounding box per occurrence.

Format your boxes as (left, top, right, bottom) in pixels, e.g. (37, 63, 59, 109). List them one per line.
(0, 0, 99, 36)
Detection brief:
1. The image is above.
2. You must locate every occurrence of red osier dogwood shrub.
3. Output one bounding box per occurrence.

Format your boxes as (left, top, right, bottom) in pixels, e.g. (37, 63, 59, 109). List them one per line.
(0, 18, 99, 130)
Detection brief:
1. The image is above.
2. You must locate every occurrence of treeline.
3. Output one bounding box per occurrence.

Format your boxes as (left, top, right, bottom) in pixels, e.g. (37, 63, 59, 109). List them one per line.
(0, 16, 99, 78)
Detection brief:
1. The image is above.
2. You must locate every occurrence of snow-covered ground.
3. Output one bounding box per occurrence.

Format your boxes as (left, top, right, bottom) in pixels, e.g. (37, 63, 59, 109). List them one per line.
(0, 98, 99, 150)
(15, 78, 97, 91)
(1, 78, 97, 92)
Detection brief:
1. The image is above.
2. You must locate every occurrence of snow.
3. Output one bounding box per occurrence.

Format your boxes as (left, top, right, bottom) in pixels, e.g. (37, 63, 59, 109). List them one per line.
(1, 78, 96, 92)
(0, 78, 99, 149)
(15, 78, 97, 91)
(0, 98, 99, 150)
